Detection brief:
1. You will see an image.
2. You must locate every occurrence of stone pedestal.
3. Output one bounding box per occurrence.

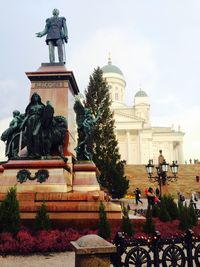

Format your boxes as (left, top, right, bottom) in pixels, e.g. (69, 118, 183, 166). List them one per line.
(26, 63, 79, 156)
(71, 234, 116, 267)
(0, 64, 123, 227)
(73, 161, 100, 191)
(0, 158, 72, 193)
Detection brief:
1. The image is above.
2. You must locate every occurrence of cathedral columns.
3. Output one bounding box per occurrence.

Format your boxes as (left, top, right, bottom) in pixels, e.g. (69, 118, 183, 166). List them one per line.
(178, 142, 184, 163)
(172, 142, 184, 164)
(126, 130, 131, 164)
(170, 143, 173, 162)
(137, 131, 142, 164)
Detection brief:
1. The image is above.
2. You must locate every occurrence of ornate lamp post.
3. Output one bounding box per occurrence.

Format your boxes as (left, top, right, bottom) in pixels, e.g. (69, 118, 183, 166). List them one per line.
(145, 150, 178, 197)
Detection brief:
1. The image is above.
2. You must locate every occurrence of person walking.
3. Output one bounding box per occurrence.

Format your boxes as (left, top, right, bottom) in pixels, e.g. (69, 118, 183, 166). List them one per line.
(177, 192, 185, 204)
(134, 187, 143, 205)
(155, 188, 160, 198)
(147, 187, 156, 209)
(190, 191, 198, 209)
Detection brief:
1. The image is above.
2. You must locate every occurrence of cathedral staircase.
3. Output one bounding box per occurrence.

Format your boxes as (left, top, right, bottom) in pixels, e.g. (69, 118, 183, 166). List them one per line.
(125, 164, 200, 198)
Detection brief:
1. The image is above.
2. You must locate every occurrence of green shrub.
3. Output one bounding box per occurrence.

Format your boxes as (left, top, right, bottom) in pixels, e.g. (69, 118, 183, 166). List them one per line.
(121, 203, 134, 236)
(179, 204, 191, 231)
(152, 204, 160, 218)
(178, 200, 184, 219)
(188, 203, 198, 227)
(158, 197, 171, 222)
(143, 208, 155, 234)
(35, 201, 51, 231)
(163, 195, 179, 220)
(98, 201, 111, 239)
(0, 187, 20, 234)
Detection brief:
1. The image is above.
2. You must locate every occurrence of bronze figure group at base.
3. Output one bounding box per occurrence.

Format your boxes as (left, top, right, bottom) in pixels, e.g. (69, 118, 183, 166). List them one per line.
(1, 93, 68, 160)
(73, 96, 101, 161)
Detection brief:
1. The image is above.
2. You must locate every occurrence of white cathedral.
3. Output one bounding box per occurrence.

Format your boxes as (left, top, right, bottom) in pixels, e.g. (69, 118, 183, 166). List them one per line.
(101, 58, 184, 165)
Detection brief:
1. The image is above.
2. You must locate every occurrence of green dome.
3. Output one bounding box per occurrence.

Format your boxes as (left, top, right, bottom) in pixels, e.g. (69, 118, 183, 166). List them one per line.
(102, 58, 124, 76)
(135, 89, 148, 97)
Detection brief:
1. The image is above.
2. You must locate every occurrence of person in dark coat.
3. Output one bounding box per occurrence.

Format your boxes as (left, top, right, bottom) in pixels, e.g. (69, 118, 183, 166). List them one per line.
(134, 188, 143, 205)
(155, 188, 160, 198)
(147, 187, 156, 208)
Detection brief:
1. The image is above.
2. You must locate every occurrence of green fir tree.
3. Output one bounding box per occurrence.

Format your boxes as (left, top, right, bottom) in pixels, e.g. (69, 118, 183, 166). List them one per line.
(0, 187, 20, 234)
(35, 201, 51, 231)
(98, 201, 111, 239)
(85, 67, 129, 198)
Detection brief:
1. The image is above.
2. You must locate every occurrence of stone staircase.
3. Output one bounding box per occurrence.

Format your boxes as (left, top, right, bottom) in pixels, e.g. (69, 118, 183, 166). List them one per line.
(125, 164, 200, 198)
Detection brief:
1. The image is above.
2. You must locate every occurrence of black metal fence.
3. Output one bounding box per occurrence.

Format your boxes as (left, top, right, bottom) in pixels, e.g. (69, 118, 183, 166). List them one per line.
(111, 229, 200, 267)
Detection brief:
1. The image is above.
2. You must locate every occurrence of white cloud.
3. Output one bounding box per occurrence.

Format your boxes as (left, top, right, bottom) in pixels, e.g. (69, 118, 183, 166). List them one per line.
(153, 95, 177, 105)
(0, 80, 28, 119)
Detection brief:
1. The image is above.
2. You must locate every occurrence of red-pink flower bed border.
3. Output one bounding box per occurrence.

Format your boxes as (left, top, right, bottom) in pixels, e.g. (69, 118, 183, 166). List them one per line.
(1, 219, 200, 255)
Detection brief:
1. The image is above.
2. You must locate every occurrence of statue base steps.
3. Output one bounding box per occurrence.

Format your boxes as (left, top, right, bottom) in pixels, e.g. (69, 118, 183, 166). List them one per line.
(0, 191, 121, 228)
(0, 159, 122, 227)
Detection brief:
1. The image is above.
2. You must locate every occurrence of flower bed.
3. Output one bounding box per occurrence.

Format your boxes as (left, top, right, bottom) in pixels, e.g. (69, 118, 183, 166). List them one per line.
(1, 220, 200, 255)
(0, 228, 97, 255)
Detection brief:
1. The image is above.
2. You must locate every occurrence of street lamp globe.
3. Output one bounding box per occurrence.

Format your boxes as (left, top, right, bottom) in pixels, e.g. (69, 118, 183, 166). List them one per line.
(161, 160, 169, 172)
(145, 160, 154, 176)
(170, 161, 179, 176)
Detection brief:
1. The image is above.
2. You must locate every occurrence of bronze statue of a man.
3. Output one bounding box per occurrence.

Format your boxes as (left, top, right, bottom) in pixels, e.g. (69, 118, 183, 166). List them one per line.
(36, 8, 68, 63)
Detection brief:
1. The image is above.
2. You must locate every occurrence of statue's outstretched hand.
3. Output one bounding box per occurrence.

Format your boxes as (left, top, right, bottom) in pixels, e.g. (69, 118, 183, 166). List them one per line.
(64, 36, 68, 43)
(36, 32, 43, 38)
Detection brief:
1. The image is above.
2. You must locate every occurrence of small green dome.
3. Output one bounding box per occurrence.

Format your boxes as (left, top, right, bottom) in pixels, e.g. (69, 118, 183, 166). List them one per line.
(102, 57, 124, 76)
(135, 89, 148, 97)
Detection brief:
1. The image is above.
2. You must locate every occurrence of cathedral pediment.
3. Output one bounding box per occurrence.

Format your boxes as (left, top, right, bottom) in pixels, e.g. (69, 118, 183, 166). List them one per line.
(114, 110, 145, 123)
(135, 102, 150, 107)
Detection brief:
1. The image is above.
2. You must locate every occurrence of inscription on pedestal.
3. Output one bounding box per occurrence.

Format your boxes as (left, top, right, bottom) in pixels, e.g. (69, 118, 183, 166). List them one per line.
(33, 81, 65, 89)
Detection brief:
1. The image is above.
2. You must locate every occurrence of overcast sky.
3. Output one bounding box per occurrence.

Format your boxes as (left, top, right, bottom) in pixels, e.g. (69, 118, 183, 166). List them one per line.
(0, 0, 200, 162)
